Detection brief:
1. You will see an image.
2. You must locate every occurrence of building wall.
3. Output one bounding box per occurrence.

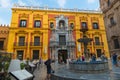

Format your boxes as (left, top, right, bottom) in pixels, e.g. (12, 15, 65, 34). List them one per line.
(100, 0, 120, 56)
(0, 24, 9, 51)
(7, 6, 110, 60)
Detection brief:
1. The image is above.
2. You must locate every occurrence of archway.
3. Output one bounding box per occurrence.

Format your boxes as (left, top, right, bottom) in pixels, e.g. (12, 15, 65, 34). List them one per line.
(58, 50, 68, 64)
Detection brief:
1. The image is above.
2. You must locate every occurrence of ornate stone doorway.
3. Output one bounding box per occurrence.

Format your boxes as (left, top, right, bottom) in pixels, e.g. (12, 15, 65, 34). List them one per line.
(58, 50, 68, 64)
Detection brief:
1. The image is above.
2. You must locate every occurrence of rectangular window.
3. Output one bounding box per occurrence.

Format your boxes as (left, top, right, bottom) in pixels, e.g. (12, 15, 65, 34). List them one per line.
(34, 36, 40, 46)
(114, 39, 120, 49)
(110, 17, 115, 25)
(0, 41, 4, 50)
(81, 22, 87, 29)
(93, 23, 99, 29)
(34, 20, 41, 28)
(20, 20, 27, 27)
(59, 35, 66, 45)
(19, 36, 25, 46)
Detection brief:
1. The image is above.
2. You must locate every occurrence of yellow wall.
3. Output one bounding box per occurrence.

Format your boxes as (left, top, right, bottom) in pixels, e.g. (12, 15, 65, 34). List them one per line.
(7, 7, 110, 60)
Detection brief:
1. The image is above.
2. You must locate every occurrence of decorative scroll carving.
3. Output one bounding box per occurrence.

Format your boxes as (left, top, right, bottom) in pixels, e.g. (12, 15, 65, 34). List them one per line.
(94, 32, 101, 35)
(17, 30, 27, 34)
(91, 17, 98, 21)
(32, 31, 42, 34)
(80, 16, 88, 21)
(33, 14, 42, 19)
(20, 13, 29, 18)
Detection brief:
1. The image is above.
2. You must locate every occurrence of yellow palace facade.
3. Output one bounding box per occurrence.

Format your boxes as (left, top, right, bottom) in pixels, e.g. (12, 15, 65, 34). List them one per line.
(7, 5, 110, 60)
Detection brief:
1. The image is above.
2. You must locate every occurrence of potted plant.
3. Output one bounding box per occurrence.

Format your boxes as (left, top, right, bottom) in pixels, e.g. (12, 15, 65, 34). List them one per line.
(20, 62, 25, 70)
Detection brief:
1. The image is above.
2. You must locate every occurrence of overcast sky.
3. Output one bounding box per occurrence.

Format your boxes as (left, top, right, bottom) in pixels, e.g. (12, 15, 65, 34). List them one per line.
(0, 0, 100, 25)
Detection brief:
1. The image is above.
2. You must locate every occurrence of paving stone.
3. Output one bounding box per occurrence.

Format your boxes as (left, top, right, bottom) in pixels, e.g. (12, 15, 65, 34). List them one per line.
(33, 60, 120, 80)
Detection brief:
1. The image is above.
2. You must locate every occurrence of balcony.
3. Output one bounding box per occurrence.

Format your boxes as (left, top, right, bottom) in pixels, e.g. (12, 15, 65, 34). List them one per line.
(57, 26, 68, 30)
(13, 42, 27, 48)
(30, 42, 43, 46)
(49, 41, 59, 47)
(93, 42, 104, 47)
(49, 41, 76, 48)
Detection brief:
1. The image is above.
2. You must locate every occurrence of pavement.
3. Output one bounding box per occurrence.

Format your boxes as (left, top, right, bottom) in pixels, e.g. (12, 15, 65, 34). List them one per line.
(33, 60, 120, 80)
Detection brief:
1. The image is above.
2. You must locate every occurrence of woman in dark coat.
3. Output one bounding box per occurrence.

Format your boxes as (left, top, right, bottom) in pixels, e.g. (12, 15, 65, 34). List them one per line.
(112, 53, 118, 67)
(45, 58, 52, 80)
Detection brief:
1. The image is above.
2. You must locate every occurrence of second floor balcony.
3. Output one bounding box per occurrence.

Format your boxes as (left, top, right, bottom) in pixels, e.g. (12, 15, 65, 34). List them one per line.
(13, 42, 43, 48)
(30, 42, 43, 46)
(93, 42, 104, 46)
(13, 42, 28, 48)
(49, 41, 76, 48)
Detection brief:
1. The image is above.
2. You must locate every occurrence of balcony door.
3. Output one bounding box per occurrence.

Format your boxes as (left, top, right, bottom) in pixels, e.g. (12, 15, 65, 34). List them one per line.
(0, 41, 4, 50)
(96, 49, 102, 57)
(59, 35, 66, 45)
(33, 50, 39, 59)
(17, 50, 24, 60)
(34, 36, 40, 46)
(19, 36, 25, 46)
(95, 37, 100, 45)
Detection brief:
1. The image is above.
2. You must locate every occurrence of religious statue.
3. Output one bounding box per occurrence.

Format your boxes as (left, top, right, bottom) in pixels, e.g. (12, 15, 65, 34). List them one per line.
(60, 22, 64, 28)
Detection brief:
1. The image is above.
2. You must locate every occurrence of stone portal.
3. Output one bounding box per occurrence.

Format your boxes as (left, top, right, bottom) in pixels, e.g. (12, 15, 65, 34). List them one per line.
(58, 50, 68, 64)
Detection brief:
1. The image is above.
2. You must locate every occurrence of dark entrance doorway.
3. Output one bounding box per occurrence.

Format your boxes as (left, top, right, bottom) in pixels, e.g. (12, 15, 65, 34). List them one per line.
(17, 50, 24, 60)
(58, 50, 68, 64)
(0, 41, 4, 50)
(96, 49, 102, 57)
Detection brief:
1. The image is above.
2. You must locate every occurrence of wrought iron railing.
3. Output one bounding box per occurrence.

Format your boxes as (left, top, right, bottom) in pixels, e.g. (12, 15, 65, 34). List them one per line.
(49, 41, 76, 47)
(30, 42, 43, 46)
(14, 42, 28, 46)
(93, 42, 104, 46)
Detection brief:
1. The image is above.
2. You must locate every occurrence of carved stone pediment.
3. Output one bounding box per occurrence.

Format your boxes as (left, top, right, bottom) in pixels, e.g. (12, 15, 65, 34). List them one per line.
(32, 31, 42, 34)
(94, 32, 100, 35)
(17, 30, 28, 34)
(80, 16, 87, 21)
(20, 13, 29, 18)
(33, 14, 42, 19)
(91, 17, 98, 21)
(111, 35, 119, 39)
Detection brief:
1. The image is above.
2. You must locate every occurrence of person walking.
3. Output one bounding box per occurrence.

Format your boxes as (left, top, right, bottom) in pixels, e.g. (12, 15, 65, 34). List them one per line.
(44, 58, 53, 80)
(38, 58, 42, 69)
(81, 54, 85, 61)
(112, 52, 118, 67)
(100, 53, 107, 62)
(91, 54, 96, 62)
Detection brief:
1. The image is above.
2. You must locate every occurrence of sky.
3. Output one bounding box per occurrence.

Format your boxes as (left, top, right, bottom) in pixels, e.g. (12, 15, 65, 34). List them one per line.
(0, 0, 100, 25)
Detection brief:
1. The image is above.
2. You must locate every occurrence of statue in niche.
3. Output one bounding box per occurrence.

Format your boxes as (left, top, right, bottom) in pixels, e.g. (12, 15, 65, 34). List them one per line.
(60, 22, 64, 28)
(59, 20, 65, 29)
